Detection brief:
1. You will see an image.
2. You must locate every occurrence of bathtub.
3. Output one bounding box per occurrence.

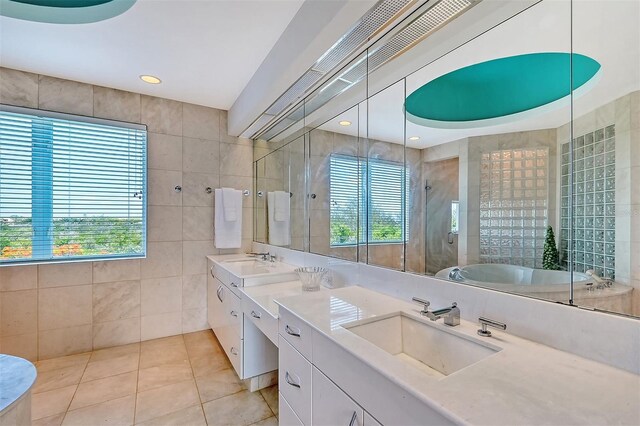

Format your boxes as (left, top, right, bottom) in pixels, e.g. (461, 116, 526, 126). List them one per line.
(436, 264, 634, 315)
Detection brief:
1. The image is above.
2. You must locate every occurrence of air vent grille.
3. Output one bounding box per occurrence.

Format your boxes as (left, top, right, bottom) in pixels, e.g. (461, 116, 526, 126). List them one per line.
(265, 70, 323, 116)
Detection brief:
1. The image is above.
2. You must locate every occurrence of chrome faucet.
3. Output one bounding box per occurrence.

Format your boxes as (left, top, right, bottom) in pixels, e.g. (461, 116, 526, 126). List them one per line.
(412, 297, 460, 326)
(247, 252, 271, 261)
(585, 269, 613, 289)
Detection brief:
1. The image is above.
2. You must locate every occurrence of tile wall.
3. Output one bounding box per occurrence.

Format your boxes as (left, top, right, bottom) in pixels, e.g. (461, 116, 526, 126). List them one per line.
(0, 67, 253, 361)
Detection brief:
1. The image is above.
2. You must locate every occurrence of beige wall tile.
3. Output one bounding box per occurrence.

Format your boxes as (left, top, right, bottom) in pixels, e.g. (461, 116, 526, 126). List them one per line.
(1, 332, 37, 361)
(219, 175, 253, 208)
(141, 311, 182, 341)
(182, 241, 216, 276)
(182, 172, 218, 207)
(93, 86, 141, 123)
(148, 132, 182, 171)
(39, 285, 92, 331)
(148, 169, 183, 206)
(38, 75, 92, 116)
(141, 95, 182, 136)
(92, 259, 140, 284)
(38, 262, 92, 288)
(135, 379, 200, 423)
(141, 276, 182, 316)
(182, 207, 214, 241)
(220, 143, 253, 177)
(93, 280, 140, 323)
(92, 317, 141, 349)
(0, 67, 38, 108)
(182, 308, 207, 333)
(183, 103, 220, 141)
(141, 242, 182, 279)
(183, 137, 220, 173)
(148, 205, 183, 242)
(182, 274, 206, 310)
(1, 289, 37, 336)
(38, 325, 92, 360)
(0, 265, 38, 291)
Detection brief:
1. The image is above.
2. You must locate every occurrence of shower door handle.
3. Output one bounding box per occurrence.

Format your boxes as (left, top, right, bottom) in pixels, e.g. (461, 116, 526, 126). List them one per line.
(448, 232, 455, 245)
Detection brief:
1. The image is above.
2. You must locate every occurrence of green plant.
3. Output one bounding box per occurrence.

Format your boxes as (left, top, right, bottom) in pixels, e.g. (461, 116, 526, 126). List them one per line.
(543, 225, 560, 270)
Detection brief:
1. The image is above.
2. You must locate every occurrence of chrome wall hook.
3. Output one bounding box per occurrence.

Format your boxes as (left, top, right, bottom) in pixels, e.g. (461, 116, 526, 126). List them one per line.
(174, 185, 182, 193)
(205, 187, 212, 194)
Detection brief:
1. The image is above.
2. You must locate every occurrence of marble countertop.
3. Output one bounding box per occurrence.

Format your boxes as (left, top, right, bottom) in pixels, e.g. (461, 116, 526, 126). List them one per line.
(207, 254, 297, 279)
(240, 280, 326, 318)
(275, 286, 640, 425)
(0, 354, 37, 413)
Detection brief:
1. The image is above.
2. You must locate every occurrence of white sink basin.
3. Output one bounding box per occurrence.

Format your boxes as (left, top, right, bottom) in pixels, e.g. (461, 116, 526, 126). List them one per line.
(219, 257, 296, 278)
(344, 313, 500, 378)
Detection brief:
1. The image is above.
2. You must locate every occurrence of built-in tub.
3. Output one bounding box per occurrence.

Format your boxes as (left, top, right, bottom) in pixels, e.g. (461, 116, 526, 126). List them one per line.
(436, 264, 634, 315)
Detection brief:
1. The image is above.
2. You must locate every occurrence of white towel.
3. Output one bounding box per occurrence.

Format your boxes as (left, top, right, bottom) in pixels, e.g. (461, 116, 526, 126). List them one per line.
(222, 187, 238, 222)
(267, 191, 291, 246)
(274, 191, 290, 222)
(215, 188, 242, 248)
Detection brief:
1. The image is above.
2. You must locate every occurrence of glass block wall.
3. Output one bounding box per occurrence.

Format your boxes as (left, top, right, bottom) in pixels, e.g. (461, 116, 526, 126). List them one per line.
(560, 125, 616, 278)
(479, 148, 549, 267)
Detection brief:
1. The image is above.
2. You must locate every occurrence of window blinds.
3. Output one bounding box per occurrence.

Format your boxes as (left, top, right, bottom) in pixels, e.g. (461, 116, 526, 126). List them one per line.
(0, 105, 147, 265)
(329, 154, 408, 246)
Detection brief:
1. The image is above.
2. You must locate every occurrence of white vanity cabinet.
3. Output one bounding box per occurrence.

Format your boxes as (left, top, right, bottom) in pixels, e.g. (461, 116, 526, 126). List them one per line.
(207, 259, 278, 381)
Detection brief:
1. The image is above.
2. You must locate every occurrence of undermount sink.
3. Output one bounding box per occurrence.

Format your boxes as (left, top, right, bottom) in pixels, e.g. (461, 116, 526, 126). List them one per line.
(219, 257, 295, 278)
(344, 312, 500, 378)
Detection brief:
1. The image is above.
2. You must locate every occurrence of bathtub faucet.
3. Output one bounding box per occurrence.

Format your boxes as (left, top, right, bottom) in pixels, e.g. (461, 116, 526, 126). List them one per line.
(585, 270, 613, 289)
(448, 267, 463, 281)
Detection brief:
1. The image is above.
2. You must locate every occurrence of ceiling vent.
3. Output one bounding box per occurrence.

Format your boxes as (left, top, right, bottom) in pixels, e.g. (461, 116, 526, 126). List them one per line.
(250, 0, 480, 140)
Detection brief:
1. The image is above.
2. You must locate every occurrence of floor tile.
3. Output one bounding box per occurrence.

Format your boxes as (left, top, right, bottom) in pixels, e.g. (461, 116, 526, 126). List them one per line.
(139, 340, 188, 370)
(69, 371, 137, 410)
(135, 379, 200, 424)
(183, 330, 224, 358)
(259, 385, 279, 417)
(33, 365, 85, 394)
(62, 394, 135, 426)
(195, 368, 244, 403)
(32, 413, 65, 426)
(134, 405, 206, 426)
(32, 385, 77, 420)
(250, 417, 278, 426)
(81, 352, 139, 382)
(35, 353, 90, 373)
(202, 390, 272, 426)
(189, 352, 230, 378)
(137, 360, 193, 392)
(90, 343, 140, 363)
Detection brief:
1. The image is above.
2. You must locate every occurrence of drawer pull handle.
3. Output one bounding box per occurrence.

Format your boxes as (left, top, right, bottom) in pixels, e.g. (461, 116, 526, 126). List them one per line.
(230, 310, 238, 317)
(210, 265, 215, 278)
(285, 325, 301, 337)
(230, 347, 238, 356)
(230, 282, 238, 288)
(216, 286, 223, 303)
(349, 412, 357, 426)
(285, 371, 301, 388)
(251, 311, 261, 319)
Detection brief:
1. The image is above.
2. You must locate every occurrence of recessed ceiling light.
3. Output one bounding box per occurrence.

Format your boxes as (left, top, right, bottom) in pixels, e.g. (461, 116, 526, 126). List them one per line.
(409, 136, 420, 141)
(140, 75, 161, 84)
(339, 120, 352, 126)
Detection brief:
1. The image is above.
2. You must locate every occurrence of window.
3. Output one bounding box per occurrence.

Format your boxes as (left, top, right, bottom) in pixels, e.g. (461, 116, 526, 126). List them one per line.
(0, 105, 147, 265)
(329, 154, 408, 246)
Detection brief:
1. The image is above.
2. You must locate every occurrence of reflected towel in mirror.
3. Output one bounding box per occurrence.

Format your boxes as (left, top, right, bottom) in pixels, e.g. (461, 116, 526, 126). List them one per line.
(267, 191, 291, 246)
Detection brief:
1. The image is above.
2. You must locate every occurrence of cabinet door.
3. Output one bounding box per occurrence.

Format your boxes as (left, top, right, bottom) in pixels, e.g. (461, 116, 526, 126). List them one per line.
(312, 366, 364, 426)
(207, 276, 227, 332)
(279, 392, 303, 426)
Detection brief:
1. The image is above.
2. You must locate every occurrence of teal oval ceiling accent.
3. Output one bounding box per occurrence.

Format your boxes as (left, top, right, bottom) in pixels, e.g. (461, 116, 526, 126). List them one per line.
(405, 53, 601, 128)
(1, 0, 136, 23)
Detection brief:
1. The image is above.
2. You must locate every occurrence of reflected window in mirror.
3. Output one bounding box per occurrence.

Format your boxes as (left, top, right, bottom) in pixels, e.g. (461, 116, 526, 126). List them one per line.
(450, 201, 459, 235)
(329, 154, 409, 246)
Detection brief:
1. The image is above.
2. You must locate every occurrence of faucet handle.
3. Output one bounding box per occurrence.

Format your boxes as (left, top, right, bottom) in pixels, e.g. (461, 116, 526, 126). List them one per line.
(477, 317, 507, 337)
(411, 297, 430, 313)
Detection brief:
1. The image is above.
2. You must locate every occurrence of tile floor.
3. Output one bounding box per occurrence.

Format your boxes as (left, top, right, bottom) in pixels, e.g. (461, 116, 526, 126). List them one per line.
(30, 330, 279, 426)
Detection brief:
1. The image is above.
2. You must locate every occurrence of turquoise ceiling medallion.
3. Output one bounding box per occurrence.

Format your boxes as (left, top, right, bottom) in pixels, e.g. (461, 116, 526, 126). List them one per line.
(405, 53, 601, 129)
(0, 0, 136, 24)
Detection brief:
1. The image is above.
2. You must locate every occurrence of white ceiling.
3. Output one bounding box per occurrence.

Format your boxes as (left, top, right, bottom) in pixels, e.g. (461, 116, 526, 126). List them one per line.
(0, 0, 304, 110)
(318, 0, 640, 149)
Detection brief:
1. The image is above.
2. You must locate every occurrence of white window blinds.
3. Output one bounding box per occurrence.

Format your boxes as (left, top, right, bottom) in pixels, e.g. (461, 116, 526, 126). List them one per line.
(0, 105, 147, 265)
(329, 154, 408, 246)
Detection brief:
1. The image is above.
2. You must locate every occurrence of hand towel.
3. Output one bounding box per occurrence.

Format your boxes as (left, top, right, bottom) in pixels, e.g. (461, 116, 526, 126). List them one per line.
(222, 187, 238, 222)
(215, 188, 242, 248)
(274, 190, 290, 222)
(267, 191, 291, 246)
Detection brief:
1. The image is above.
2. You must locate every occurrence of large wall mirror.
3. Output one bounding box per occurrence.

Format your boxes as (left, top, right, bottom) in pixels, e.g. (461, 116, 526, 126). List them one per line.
(253, 0, 639, 319)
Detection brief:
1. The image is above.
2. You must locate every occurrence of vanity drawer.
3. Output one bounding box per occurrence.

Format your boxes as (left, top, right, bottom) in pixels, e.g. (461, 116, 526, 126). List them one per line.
(211, 262, 229, 286)
(242, 296, 278, 346)
(217, 324, 243, 378)
(279, 308, 313, 360)
(312, 366, 364, 426)
(228, 273, 243, 298)
(279, 336, 311, 425)
(226, 289, 242, 339)
(279, 392, 303, 426)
